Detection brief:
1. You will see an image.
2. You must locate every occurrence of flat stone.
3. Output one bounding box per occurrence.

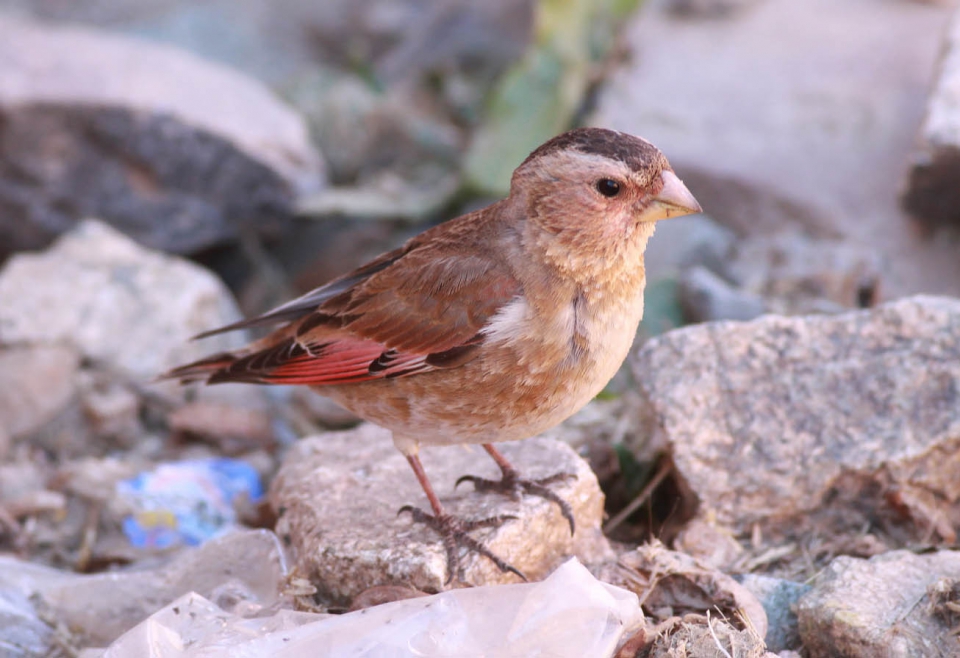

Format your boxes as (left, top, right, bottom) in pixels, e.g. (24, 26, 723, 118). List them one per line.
(903, 10, 960, 227)
(629, 295, 960, 542)
(270, 424, 612, 605)
(592, 0, 960, 299)
(795, 550, 960, 657)
(0, 14, 324, 257)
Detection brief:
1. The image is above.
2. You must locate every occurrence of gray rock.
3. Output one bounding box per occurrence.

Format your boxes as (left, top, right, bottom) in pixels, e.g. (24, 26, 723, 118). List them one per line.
(0, 15, 324, 257)
(795, 550, 960, 657)
(629, 295, 960, 542)
(270, 424, 612, 605)
(0, 585, 51, 658)
(903, 11, 960, 227)
(643, 213, 737, 282)
(728, 231, 882, 315)
(592, 0, 960, 299)
(0, 220, 244, 381)
(679, 265, 767, 323)
(0, 219, 268, 432)
(735, 573, 810, 653)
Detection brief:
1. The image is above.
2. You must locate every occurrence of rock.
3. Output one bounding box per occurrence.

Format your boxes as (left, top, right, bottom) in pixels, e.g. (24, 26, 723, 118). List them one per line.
(270, 424, 612, 604)
(728, 231, 883, 314)
(0, 586, 51, 658)
(167, 401, 276, 455)
(795, 550, 960, 657)
(903, 11, 960, 227)
(77, 370, 142, 447)
(0, 14, 324, 258)
(735, 573, 810, 653)
(592, 0, 960, 299)
(643, 214, 737, 283)
(678, 265, 767, 323)
(672, 518, 745, 570)
(629, 295, 960, 544)
(0, 345, 80, 440)
(0, 220, 246, 382)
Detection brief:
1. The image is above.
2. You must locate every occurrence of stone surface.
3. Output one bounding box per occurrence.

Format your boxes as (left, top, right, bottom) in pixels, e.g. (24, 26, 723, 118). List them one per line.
(0, 14, 324, 257)
(795, 550, 960, 657)
(678, 265, 767, 323)
(0, 585, 50, 658)
(592, 0, 960, 299)
(270, 424, 612, 604)
(0, 220, 246, 382)
(727, 231, 882, 315)
(0, 345, 80, 440)
(629, 295, 960, 542)
(643, 214, 737, 283)
(904, 9, 960, 226)
(736, 573, 810, 653)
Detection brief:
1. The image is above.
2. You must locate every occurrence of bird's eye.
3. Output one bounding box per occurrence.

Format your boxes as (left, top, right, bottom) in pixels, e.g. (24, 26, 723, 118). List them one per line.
(595, 178, 621, 198)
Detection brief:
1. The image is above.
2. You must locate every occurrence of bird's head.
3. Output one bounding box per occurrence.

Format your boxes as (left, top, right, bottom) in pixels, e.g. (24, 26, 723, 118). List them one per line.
(509, 128, 701, 280)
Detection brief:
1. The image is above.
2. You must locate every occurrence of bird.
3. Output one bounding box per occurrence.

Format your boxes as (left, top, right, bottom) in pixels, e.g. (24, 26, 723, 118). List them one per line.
(165, 127, 701, 581)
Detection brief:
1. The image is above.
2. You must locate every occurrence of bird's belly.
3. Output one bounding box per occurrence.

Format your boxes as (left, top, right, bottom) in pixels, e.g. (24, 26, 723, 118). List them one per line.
(321, 295, 643, 449)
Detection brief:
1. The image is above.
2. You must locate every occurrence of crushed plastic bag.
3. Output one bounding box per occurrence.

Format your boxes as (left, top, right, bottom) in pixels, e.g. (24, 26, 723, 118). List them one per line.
(88, 558, 642, 658)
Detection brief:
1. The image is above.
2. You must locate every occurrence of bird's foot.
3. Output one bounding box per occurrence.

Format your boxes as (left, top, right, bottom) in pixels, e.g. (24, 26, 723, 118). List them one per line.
(398, 505, 526, 584)
(456, 468, 577, 535)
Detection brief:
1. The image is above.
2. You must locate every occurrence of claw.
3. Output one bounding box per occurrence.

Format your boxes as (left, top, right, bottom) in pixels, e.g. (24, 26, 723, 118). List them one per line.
(456, 470, 577, 535)
(398, 505, 526, 583)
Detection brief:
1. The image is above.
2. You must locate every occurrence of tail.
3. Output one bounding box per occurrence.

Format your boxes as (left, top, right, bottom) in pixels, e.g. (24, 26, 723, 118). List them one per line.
(159, 352, 239, 384)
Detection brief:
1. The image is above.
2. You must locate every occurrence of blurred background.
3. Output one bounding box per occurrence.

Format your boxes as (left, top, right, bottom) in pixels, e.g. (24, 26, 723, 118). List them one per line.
(2, 0, 958, 327)
(1, 0, 960, 652)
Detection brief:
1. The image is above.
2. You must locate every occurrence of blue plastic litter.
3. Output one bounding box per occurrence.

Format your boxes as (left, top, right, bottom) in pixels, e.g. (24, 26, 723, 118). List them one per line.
(117, 458, 263, 549)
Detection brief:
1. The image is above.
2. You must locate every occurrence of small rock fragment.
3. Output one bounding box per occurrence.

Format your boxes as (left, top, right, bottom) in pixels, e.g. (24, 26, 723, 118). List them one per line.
(270, 424, 612, 604)
(735, 573, 810, 653)
(678, 265, 767, 323)
(167, 401, 275, 455)
(795, 550, 960, 657)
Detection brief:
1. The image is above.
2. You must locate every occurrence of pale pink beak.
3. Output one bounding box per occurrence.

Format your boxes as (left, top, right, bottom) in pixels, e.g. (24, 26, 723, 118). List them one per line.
(637, 170, 702, 223)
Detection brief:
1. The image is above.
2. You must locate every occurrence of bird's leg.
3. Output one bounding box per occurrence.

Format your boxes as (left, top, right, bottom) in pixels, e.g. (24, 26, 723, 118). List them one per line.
(398, 454, 526, 584)
(456, 444, 577, 535)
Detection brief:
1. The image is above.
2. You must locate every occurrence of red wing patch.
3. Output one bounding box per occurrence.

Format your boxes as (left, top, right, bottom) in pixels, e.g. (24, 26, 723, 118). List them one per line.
(206, 337, 431, 386)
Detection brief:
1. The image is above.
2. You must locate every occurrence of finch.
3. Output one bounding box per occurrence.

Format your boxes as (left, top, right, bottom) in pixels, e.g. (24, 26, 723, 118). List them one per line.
(166, 127, 701, 581)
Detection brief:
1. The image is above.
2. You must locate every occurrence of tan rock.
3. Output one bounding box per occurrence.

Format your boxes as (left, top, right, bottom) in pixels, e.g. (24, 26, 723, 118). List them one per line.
(270, 424, 612, 604)
(0, 345, 80, 439)
(630, 295, 960, 543)
(796, 550, 960, 657)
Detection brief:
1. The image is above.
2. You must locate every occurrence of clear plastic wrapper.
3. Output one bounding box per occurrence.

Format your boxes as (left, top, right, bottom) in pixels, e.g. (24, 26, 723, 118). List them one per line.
(90, 558, 641, 658)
